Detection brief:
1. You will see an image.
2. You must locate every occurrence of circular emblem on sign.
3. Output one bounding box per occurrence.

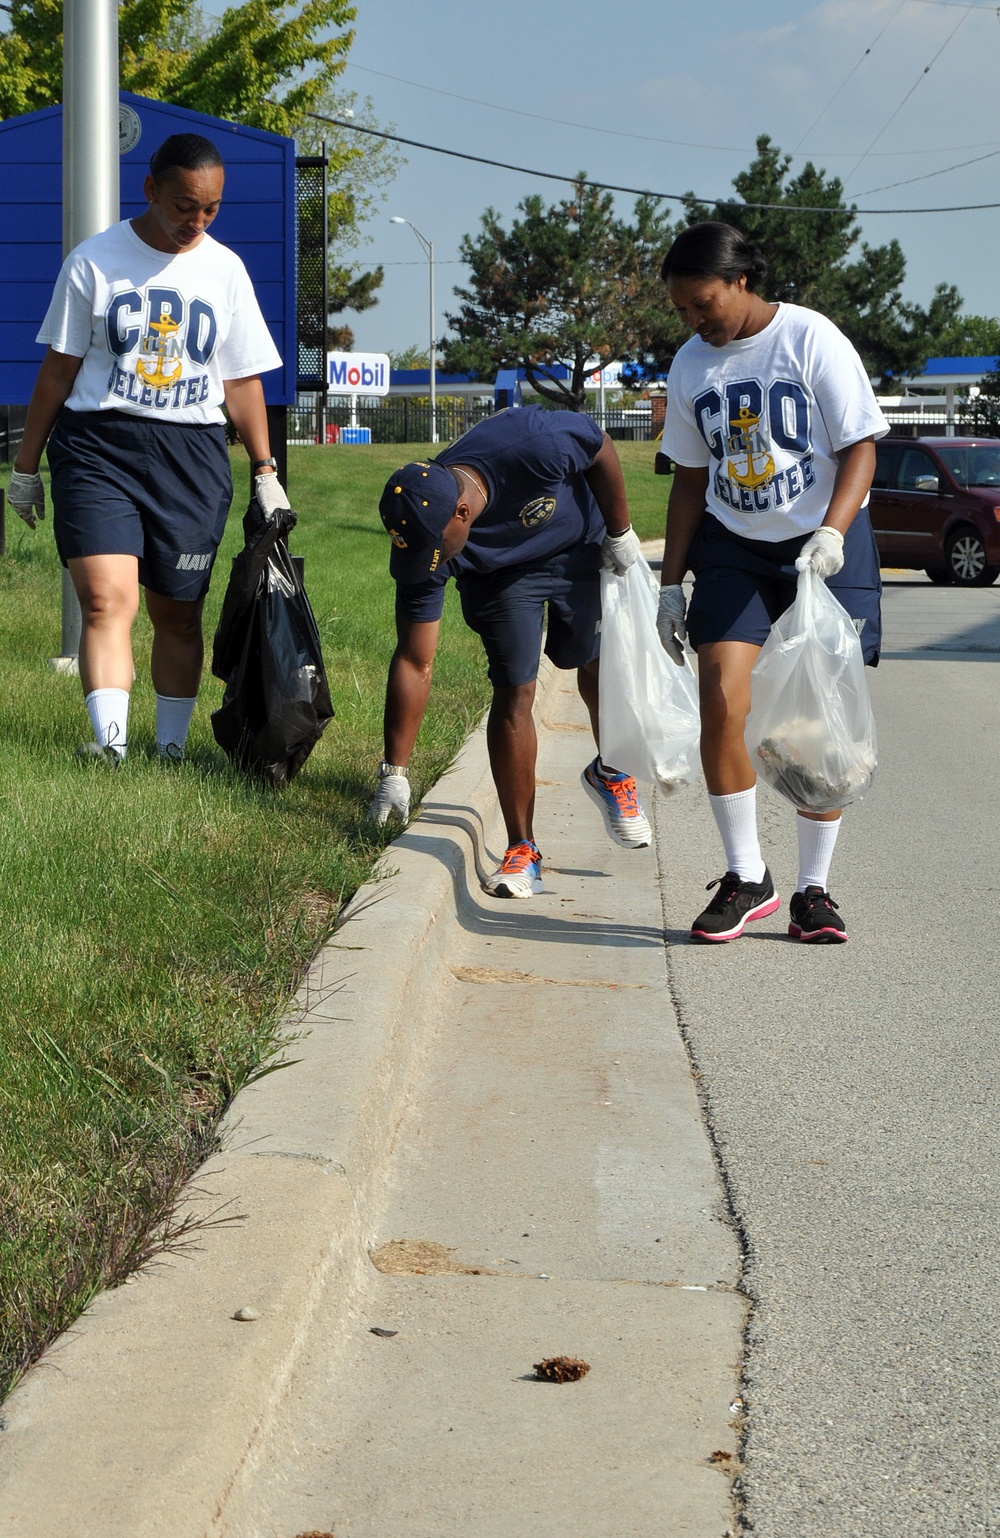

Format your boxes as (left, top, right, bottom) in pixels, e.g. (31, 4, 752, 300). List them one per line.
(519, 496, 556, 528)
(118, 105, 142, 156)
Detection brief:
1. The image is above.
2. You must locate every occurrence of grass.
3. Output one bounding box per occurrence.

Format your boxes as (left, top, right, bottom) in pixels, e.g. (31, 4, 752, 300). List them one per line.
(614, 438, 672, 541)
(0, 432, 670, 1400)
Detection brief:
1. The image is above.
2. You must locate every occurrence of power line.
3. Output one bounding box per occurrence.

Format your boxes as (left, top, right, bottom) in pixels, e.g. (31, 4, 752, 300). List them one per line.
(345, 59, 1000, 161)
(844, 0, 987, 186)
(344, 63, 773, 156)
(792, 1, 909, 153)
(306, 111, 1000, 215)
(856, 143, 1000, 195)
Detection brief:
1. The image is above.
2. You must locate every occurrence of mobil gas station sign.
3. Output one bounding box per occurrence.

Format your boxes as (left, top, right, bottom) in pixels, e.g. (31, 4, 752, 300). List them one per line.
(327, 351, 390, 395)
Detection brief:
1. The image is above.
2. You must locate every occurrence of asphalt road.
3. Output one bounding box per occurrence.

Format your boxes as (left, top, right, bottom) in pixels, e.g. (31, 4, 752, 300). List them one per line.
(213, 568, 1000, 1538)
(663, 571, 1000, 1536)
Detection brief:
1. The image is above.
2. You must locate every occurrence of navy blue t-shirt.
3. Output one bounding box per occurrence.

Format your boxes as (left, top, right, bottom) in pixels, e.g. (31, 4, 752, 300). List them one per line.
(396, 407, 606, 622)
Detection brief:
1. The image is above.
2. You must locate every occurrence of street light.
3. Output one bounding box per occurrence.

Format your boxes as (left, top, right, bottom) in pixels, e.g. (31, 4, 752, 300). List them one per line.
(390, 215, 437, 444)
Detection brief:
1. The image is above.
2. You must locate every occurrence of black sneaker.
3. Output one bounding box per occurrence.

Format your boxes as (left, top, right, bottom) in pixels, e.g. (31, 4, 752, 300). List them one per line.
(788, 886, 847, 944)
(691, 868, 780, 943)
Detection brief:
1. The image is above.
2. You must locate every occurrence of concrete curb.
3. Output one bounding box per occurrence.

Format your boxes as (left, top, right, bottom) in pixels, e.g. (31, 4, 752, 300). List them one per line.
(0, 669, 555, 1538)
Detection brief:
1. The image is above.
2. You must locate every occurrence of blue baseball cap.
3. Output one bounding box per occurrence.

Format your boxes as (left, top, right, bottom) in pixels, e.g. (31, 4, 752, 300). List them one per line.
(379, 460, 458, 583)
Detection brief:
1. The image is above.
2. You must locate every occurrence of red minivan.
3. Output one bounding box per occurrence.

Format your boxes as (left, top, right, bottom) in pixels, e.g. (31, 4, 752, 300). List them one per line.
(869, 437, 1000, 585)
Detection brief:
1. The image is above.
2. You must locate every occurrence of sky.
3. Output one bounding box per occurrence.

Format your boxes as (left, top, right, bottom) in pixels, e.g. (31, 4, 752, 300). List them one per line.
(314, 0, 1000, 361)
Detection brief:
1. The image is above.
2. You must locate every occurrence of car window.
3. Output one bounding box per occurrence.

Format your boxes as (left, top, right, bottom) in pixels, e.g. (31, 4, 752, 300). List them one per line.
(937, 444, 1000, 487)
(873, 442, 900, 490)
(969, 448, 1000, 485)
(896, 447, 939, 493)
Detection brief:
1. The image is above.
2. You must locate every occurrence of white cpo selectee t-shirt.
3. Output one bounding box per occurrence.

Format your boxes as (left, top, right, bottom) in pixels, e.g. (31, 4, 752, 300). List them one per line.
(37, 220, 283, 425)
(663, 303, 888, 541)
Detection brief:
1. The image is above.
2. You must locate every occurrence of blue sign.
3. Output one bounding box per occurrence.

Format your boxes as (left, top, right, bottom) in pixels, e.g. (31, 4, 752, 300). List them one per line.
(0, 91, 296, 404)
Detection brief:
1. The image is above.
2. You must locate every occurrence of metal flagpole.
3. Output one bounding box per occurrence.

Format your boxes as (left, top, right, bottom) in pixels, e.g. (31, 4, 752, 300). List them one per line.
(428, 236, 436, 444)
(53, 0, 119, 670)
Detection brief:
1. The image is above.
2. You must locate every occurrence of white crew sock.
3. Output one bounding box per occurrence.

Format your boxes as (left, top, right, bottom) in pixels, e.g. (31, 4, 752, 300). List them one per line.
(795, 813, 842, 893)
(708, 787, 766, 883)
(156, 694, 197, 757)
(84, 687, 129, 760)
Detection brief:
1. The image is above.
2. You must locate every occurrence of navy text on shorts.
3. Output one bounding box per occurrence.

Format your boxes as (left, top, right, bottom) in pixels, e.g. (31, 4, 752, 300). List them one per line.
(48, 408, 233, 602)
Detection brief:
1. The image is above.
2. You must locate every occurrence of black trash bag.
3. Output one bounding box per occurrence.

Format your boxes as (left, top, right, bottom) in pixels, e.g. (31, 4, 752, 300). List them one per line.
(211, 498, 334, 785)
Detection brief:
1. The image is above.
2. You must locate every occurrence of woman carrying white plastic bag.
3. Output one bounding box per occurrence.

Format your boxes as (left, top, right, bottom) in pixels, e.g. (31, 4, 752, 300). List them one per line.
(746, 566, 877, 813)
(655, 222, 887, 945)
(599, 554, 700, 794)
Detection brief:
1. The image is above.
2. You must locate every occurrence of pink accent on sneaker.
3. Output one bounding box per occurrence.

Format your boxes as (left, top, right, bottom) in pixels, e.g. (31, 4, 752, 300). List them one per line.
(788, 916, 849, 942)
(692, 892, 780, 943)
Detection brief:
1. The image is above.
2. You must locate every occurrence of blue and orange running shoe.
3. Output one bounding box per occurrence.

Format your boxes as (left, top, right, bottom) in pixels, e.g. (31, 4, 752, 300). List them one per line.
(483, 840, 543, 900)
(581, 757, 652, 849)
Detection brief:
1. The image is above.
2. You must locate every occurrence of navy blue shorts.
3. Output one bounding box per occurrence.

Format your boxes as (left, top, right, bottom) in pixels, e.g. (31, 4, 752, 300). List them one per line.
(686, 511, 882, 664)
(48, 409, 233, 602)
(456, 541, 603, 688)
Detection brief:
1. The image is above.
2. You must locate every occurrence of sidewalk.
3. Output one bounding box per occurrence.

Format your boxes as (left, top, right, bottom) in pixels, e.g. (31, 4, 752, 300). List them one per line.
(0, 661, 743, 1538)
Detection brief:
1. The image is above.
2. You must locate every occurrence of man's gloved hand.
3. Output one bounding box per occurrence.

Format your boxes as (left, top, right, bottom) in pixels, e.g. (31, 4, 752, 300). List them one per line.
(369, 765, 411, 827)
(254, 472, 291, 521)
(7, 469, 45, 529)
(656, 584, 688, 664)
(601, 525, 642, 575)
(795, 526, 844, 579)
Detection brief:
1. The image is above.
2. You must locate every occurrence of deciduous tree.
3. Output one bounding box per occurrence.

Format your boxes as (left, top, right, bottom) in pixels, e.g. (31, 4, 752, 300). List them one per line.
(0, 1, 397, 328)
(958, 366, 1000, 438)
(0, 0, 352, 132)
(926, 310, 1000, 359)
(294, 89, 401, 340)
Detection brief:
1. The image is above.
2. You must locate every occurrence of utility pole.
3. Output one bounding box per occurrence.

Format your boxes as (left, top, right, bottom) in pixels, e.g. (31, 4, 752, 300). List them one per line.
(52, 0, 118, 671)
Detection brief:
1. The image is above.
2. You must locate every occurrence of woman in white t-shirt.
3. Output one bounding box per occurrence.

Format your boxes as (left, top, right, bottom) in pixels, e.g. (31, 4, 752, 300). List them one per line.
(6, 132, 288, 764)
(656, 222, 887, 945)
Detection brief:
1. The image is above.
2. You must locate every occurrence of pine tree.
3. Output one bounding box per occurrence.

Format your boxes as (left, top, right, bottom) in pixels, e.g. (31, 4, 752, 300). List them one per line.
(684, 135, 968, 388)
(443, 179, 681, 410)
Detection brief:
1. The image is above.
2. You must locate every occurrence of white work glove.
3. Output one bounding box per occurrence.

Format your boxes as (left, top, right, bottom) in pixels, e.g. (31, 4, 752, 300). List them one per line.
(369, 766, 411, 827)
(601, 525, 642, 575)
(254, 472, 291, 521)
(656, 584, 687, 664)
(795, 526, 844, 579)
(7, 469, 45, 529)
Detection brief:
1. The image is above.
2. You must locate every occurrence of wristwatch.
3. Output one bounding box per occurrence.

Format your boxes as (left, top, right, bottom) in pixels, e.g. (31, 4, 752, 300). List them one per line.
(252, 457, 277, 473)
(378, 762, 409, 778)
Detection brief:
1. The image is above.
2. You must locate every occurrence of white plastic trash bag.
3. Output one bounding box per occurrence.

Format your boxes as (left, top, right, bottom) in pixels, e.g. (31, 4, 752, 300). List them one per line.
(598, 556, 701, 793)
(745, 565, 877, 812)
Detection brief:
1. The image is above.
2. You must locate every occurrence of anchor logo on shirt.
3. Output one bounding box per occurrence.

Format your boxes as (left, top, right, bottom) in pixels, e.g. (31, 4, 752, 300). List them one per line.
(135, 308, 184, 391)
(726, 405, 775, 492)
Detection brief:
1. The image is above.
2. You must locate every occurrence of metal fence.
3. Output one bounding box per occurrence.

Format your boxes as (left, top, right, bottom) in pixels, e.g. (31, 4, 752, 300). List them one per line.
(290, 396, 493, 445)
(289, 397, 654, 446)
(295, 155, 328, 395)
(0, 405, 26, 462)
